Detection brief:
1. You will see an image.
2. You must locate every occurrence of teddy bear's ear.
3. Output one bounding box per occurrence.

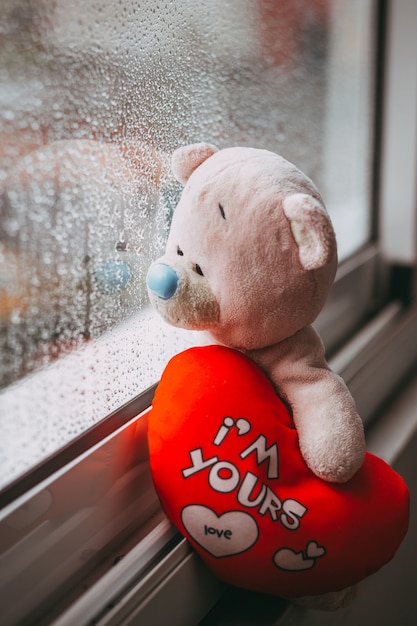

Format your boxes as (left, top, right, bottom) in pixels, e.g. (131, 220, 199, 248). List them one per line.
(171, 143, 219, 185)
(283, 193, 337, 270)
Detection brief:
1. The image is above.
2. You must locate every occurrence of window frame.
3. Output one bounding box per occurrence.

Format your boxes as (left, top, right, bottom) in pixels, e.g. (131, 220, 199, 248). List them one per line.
(0, 0, 380, 488)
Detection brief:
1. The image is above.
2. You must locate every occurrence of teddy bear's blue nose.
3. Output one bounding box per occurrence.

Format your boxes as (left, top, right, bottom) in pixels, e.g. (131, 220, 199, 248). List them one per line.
(146, 263, 179, 300)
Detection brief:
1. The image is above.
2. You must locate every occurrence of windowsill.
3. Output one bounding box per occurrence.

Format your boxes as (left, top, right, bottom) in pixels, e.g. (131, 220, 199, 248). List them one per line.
(2, 302, 417, 625)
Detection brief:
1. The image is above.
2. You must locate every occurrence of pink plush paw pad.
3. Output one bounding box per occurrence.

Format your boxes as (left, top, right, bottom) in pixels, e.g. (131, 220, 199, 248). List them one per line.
(147, 345, 409, 597)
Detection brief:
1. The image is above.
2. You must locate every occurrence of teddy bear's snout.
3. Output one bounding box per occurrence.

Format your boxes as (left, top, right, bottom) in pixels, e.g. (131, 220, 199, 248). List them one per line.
(146, 262, 179, 300)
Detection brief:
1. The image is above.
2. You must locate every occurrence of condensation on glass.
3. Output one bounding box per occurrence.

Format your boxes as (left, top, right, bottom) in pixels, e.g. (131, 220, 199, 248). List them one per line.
(0, 0, 376, 488)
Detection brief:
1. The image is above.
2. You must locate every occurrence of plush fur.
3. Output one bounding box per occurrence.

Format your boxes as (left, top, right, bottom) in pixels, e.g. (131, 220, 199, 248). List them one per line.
(146, 143, 407, 610)
(148, 143, 365, 483)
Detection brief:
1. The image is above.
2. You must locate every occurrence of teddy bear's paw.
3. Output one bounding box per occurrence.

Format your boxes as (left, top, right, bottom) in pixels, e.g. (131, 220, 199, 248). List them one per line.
(300, 427, 366, 484)
(309, 459, 360, 484)
(291, 585, 357, 612)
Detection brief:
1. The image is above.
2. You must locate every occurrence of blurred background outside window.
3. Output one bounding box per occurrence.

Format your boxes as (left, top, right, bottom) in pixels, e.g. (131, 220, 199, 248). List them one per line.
(0, 0, 376, 489)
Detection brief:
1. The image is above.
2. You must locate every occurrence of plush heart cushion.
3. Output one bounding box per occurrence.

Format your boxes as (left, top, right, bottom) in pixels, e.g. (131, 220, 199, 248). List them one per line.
(148, 345, 409, 597)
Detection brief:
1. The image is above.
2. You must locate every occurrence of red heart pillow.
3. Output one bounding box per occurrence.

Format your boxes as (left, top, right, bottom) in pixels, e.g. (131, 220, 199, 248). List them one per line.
(148, 345, 409, 597)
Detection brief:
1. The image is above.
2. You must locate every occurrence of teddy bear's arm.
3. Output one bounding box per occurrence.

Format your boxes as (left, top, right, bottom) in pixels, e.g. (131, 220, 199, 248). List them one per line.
(250, 325, 366, 483)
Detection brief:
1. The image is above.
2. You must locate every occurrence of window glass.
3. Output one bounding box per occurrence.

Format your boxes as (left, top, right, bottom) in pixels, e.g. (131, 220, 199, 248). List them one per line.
(0, 0, 376, 489)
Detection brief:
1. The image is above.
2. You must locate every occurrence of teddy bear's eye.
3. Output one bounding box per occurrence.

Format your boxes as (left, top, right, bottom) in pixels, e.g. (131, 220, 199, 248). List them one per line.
(177, 246, 184, 256)
(195, 264, 204, 276)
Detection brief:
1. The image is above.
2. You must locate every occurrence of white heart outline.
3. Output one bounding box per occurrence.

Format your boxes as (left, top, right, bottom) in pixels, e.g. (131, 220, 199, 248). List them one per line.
(306, 540, 326, 559)
(273, 539, 326, 571)
(181, 504, 259, 558)
(273, 547, 315, 571)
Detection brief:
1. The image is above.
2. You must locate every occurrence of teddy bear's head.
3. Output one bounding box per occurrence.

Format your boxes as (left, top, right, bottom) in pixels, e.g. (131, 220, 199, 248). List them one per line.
(147, 143, 337, 350)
